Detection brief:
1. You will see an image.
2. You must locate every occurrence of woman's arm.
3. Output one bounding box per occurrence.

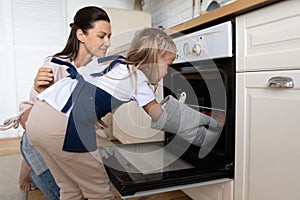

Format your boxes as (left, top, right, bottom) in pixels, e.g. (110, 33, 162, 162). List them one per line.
(142, 99, 164, 122)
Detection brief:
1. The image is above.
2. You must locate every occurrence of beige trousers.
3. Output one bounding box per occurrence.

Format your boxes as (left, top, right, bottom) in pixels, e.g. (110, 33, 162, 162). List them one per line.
(26, 100, 114, 200)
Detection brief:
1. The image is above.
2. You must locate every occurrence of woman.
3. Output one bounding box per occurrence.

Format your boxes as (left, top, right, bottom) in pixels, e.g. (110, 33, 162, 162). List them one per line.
(2, 6, 113, 199)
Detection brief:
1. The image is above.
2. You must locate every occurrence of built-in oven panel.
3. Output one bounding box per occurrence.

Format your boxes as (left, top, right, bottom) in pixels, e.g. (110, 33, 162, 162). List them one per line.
(173, 21, 233, 63)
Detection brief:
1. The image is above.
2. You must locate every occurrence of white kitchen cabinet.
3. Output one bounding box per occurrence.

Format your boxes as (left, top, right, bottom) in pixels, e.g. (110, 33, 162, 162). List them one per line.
(235, 70, 300, 200)
(182, 181, 233, 200)
(235, 1, 300, 200)
(236, 0, 300, 72)
(112, 84, 164, 143)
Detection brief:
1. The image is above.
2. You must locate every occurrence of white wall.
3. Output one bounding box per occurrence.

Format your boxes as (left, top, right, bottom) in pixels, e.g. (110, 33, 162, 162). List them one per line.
(0, 0, 19, 138)
(142, 0, 197, 29)
(0, 0, 134, 138)
(142, 0, 235, 29)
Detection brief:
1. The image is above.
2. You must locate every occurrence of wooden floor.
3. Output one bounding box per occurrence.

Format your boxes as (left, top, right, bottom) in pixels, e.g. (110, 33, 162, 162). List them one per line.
(27, 187, 192, 200)
(0, 137, 192, 200)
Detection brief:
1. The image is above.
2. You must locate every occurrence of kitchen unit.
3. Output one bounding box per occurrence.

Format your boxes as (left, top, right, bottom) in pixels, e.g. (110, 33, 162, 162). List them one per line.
(175, 1, 300, 199)
(235, 0, 300, 200)
(101, 1, 300, 200)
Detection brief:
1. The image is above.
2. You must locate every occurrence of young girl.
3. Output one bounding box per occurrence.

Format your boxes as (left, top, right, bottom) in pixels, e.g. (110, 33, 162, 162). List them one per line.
(26, 27, 218, 199)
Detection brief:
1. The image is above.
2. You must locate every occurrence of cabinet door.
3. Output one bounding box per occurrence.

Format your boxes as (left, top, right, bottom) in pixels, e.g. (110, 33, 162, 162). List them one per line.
(236, 0, 300, 72)
(112, 83, 164, 144)
(235, 70, 300, 200)
(182, 181, 233, 200)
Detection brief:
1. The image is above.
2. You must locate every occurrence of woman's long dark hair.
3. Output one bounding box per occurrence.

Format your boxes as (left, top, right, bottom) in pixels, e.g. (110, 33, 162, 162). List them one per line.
(54, 6, 110, 61)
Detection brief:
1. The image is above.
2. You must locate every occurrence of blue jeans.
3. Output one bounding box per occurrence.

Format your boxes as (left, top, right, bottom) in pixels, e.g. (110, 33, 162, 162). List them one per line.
(20, 133, 60, 200)
(29, 169, 60, 200)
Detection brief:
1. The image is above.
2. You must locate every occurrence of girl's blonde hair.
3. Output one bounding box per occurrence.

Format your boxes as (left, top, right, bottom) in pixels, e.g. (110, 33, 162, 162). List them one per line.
(126, 28, 177, 87)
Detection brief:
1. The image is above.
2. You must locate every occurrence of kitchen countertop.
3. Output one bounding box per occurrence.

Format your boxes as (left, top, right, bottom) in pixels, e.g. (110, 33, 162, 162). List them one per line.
(168, 0, 283, 34)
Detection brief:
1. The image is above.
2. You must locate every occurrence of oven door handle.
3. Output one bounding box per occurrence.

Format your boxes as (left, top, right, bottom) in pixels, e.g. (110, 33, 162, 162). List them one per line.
(267, 76, 294, 88)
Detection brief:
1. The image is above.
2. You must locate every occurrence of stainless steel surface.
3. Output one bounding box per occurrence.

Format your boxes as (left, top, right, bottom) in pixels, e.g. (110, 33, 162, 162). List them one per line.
(267, 76, 294, 88)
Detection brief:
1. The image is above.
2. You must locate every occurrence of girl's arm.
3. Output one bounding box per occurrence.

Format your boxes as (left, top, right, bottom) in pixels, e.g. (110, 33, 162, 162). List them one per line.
(33, 67, 54, 93)
(142, 99, 164, 122)
(20, 67, 54, 129)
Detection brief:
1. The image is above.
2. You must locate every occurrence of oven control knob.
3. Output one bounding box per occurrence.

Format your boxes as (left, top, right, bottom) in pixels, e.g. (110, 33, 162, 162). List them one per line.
(192, 43, 202, 56)
(183, 42, 191, 56)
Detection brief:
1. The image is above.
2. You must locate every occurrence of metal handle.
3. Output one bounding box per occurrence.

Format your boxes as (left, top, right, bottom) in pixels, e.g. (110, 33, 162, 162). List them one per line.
(267, 76, 294, 88)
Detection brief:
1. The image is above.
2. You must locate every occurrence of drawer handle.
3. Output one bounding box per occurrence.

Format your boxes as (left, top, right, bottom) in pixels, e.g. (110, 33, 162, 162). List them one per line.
(267, 76, 294, 88)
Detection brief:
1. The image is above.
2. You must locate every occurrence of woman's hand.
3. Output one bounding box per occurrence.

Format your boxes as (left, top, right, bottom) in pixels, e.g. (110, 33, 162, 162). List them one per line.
(34, 67, 54, 93)
(20, 107, 32, 129)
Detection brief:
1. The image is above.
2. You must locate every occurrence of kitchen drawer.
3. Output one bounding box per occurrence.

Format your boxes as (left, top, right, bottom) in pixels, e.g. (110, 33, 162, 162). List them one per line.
(242, 69, 300, 89)
(236, 0, 300, 72)
(182, 180, 233, 200)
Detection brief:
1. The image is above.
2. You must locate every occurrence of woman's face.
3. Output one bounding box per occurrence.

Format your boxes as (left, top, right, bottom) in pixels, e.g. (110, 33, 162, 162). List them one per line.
(80, 20, 111, 58)
(157, 52, 176, 81)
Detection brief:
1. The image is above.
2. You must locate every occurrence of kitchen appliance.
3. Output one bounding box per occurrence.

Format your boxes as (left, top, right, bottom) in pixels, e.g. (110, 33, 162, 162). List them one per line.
(200, 0, 235, 14)
(99, 21, 235, 197)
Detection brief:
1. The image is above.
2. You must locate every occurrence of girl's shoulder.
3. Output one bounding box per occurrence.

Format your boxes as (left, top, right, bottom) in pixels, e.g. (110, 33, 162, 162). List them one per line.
(115, 63, 148, 80)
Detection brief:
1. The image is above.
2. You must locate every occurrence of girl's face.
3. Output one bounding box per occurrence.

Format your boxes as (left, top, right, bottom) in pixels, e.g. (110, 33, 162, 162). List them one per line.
(80, 20, 112, 58)
(157, 52, 176, 81)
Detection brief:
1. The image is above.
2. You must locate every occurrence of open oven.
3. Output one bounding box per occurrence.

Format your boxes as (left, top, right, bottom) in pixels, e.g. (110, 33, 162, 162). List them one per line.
(99, 21, 235, 197)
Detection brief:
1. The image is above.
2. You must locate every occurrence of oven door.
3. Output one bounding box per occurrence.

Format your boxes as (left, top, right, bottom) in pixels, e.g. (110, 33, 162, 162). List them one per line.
(164, 57, 235, 161)
(99, 57, 235, 197)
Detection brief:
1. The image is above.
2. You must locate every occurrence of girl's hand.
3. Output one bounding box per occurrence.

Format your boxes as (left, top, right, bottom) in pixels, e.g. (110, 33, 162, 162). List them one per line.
(34, 67, 54, 93)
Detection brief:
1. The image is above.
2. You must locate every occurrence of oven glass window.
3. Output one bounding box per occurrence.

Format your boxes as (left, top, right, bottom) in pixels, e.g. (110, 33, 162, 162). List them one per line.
(163, 62, 230, 154)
